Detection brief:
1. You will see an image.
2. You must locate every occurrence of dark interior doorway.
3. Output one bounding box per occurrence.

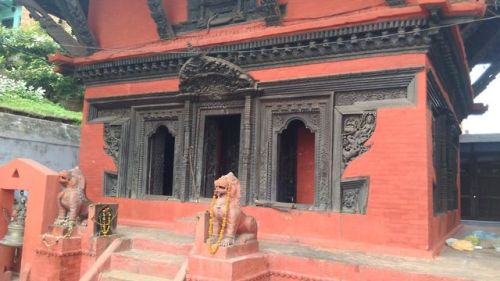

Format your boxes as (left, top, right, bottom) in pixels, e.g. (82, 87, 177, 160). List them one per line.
(146, 126, 175, 196)
(460, 135, 500, 221)
(202, 115, 241, 197)
(277, 120, 315, 204)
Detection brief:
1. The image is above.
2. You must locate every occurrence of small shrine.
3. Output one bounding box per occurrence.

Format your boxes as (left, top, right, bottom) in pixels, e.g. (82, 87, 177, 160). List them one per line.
(1, 0, 499, 280)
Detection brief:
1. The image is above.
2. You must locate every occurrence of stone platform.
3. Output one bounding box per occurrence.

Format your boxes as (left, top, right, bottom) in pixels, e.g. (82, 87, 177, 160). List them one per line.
(113, 222, 500, 281)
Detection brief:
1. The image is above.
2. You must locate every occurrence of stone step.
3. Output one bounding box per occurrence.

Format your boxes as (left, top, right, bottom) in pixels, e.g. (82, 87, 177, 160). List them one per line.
(117, 225, 194, 255)
(131, 236, 192, 256)
(99, 270, 172, 281)
(111, 249, 185, 278)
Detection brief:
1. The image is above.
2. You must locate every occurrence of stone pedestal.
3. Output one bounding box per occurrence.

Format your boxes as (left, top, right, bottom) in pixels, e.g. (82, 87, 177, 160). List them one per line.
(186, 212, 268, 281)
(32, 225, 84, 281)
(187, 251, 268, 281)
(30, 203, 119, 281)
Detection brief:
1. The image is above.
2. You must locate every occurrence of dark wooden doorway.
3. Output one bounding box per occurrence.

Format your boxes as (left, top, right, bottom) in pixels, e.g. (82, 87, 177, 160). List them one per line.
(146, 126, 175, 196)
(201, 115, 241, 197)
(461, 137, 500, 221)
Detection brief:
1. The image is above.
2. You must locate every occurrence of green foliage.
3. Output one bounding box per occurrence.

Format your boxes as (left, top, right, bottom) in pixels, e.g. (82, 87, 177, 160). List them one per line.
(0, 74, 45, 100)
(0, 24, 83, 105)
(0, 97, 82, 124)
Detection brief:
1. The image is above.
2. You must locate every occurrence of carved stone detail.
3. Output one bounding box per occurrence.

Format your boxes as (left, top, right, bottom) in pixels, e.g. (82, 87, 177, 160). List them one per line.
(147, 0, 175, 39)
(104, 124, 121, 167)
(179, 55, 255, 97)
(341, 177, 369, 214)
(342, 112, 377, 172)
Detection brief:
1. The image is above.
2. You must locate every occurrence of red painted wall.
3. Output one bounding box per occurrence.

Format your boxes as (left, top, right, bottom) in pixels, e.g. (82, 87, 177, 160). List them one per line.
(82, 0, 483, 59)
(424, 62, 462, 253)
(296, 127, 314, 205)
(0, 159, 60, 280)
(88, 0, 160, 48)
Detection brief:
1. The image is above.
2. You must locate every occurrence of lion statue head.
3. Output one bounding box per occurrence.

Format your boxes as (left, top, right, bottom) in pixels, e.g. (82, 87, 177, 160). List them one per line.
(58, 167, 85, 190)
(213, 172, 241, 202)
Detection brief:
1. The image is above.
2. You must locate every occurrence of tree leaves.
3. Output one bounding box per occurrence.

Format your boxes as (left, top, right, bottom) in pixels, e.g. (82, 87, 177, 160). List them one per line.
(0, 24, 83, 108)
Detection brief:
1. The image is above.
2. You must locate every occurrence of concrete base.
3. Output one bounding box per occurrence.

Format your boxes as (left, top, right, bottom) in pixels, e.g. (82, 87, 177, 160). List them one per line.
(187, 251, 268, 281)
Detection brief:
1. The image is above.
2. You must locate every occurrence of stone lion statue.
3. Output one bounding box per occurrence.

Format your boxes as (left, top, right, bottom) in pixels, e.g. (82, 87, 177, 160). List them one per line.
(53, 167, 91, 226)
(207, 172, 257, 248)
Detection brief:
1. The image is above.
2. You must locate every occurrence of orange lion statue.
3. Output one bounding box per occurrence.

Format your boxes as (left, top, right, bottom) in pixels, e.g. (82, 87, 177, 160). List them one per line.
(53, 167, 91, 226)
(207, 172, 257, 252)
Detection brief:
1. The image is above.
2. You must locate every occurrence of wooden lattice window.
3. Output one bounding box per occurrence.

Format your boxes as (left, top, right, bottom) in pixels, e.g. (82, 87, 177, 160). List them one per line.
(432, 110, 459, 214)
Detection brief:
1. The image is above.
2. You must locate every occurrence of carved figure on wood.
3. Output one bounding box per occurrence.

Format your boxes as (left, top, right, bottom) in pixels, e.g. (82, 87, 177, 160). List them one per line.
(54, 167, 91, 226)
(179, 55, 255, 97)
(342, 112, 377, 172)
(207, 172, 257, 253)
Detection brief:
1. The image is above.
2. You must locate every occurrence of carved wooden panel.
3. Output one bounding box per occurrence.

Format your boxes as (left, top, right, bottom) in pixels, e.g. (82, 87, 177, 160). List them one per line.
(147, 0, 175, 39)
(341, 112, 376, 173)
(180, 0, 259, 32)
(104, 124, 121, 167)
(256, 97, 333, 209)
(103, 171, 118, 197)
(179, 55, 255, 96)
(335, 88, 407, 106)
(127, 106, 185, 199)
(341, 177, 369, 214)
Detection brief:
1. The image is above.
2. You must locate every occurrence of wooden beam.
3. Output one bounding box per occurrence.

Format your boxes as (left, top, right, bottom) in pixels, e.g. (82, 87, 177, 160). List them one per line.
(468, 20, 500, 66)
(53, 0, 98, 49)
(461, 22, 481, 41)
(147, 0, 175, 40)
(14, 0, 89, 56)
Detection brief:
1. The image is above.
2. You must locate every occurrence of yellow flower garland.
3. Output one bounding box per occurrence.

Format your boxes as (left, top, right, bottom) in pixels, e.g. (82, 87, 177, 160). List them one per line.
(207, 186, 231, 255)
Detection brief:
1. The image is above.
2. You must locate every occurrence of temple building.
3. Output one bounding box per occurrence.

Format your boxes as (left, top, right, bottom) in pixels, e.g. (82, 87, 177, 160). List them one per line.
(1, 0, 499, 280)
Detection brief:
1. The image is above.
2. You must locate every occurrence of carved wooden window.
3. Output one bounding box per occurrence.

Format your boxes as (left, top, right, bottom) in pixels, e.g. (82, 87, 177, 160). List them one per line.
(277, 120, 315, 204)
(146, 125, 175, 196)
(432, 110, 459, 214)
(201, 114, 241, 197)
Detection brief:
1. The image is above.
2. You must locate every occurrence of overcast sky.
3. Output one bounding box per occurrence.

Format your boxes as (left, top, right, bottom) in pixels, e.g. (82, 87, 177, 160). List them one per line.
(461, 65, 500, 134)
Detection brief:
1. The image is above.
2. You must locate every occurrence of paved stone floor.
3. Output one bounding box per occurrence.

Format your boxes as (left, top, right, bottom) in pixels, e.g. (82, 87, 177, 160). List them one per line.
(262, 220, 500, 281)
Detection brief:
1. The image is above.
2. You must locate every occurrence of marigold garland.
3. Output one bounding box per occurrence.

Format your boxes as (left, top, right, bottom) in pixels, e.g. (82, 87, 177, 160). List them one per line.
(207, 185, 231, 255)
